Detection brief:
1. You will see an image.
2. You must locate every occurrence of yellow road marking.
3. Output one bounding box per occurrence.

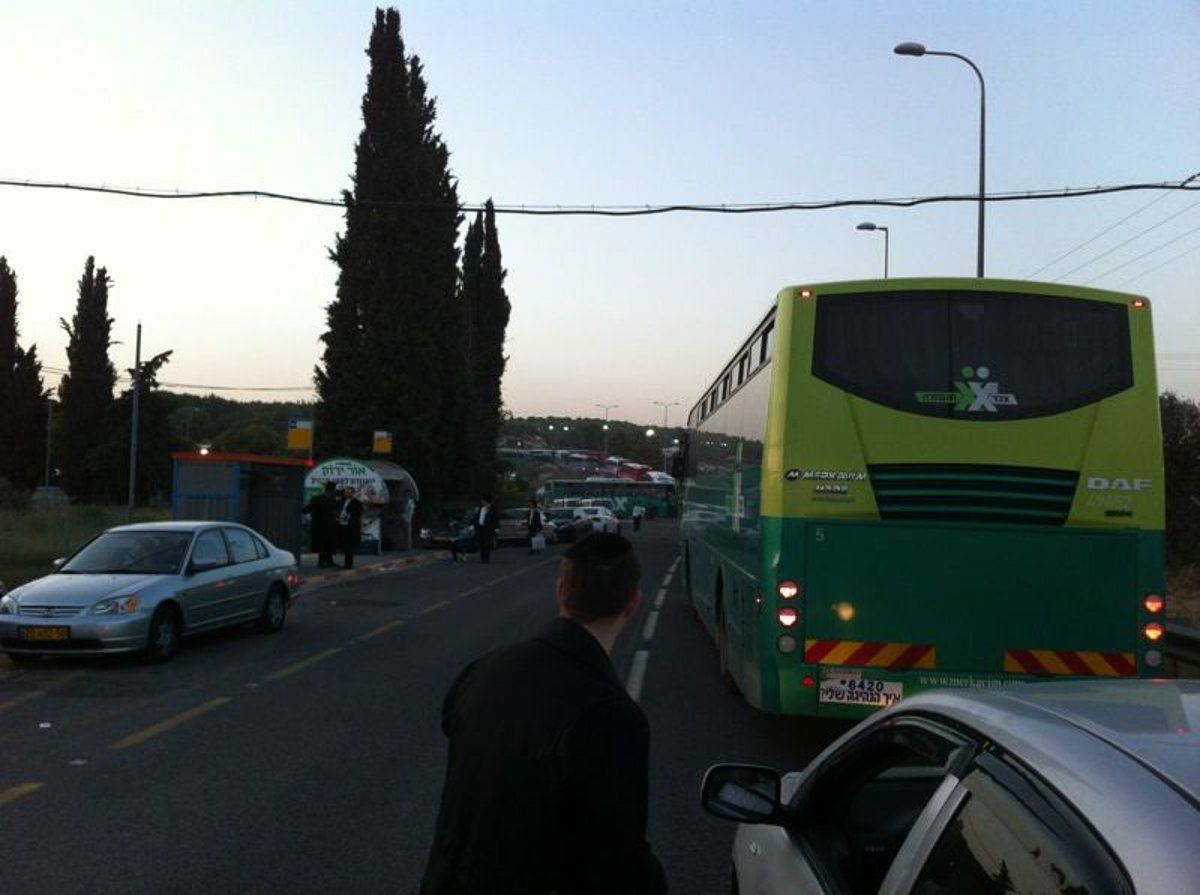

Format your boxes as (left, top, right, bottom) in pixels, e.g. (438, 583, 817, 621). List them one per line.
(266, 648, 343, 681)
(0, 782, 45, 806)
(362, 619, 407, 640)
(0, 670, 87, 714)
(109, 697, 232, 750)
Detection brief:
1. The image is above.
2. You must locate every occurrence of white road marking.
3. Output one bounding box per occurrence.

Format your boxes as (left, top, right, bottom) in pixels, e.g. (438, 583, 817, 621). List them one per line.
(627, 650, 649, 702)
(642, 610, 660, 641)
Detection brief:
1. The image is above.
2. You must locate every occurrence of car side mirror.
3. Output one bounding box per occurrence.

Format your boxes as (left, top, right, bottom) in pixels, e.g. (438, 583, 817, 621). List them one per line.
(188, 558, 219, 576)
(700, 764, 783, 824)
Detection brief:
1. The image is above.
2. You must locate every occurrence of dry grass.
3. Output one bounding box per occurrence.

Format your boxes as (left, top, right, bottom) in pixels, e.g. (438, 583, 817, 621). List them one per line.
(1167, 564, 1200, 630)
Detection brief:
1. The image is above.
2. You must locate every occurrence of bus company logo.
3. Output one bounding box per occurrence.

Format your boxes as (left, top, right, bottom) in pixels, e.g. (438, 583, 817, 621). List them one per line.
(797, 470, 867, 482)
(914, 365, 1018, 413)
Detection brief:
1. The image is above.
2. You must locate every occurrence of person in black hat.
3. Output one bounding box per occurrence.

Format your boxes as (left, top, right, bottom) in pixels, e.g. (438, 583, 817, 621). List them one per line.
(420, 533, 667, 895)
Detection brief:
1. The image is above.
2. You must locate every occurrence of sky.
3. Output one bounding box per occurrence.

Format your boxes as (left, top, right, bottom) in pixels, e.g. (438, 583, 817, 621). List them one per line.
(2, 1, 1198, 429)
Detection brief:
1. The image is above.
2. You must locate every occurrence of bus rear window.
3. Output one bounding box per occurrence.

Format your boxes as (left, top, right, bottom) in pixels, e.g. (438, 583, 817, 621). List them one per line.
(812, 290, 1133, 419)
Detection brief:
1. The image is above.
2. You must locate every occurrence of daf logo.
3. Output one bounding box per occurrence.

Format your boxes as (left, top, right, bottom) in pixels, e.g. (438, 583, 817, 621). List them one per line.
(1087, 477, 1152, 491)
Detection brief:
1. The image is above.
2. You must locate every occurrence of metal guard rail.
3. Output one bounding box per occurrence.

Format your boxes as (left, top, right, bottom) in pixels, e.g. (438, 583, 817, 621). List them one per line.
(1166, 623, 1200, 678)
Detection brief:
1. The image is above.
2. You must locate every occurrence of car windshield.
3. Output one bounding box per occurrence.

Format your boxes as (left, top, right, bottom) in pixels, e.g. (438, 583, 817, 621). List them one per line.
(61, 530, 193, 575)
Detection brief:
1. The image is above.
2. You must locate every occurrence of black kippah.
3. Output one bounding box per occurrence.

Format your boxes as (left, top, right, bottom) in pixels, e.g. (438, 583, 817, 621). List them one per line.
(565, 531, 632, 561)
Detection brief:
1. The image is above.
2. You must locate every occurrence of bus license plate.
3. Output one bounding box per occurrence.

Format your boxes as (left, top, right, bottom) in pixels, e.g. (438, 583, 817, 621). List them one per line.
(819, 677, 903, 708)
(20, 625, 70, 641)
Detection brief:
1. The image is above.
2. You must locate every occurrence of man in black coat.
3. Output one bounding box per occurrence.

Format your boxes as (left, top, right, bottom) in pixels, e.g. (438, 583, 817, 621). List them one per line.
(420, 533, 667, 895)
(301, 481, 338, 567)
(337, 486, 363, 569)
(472, 494, 498, 563)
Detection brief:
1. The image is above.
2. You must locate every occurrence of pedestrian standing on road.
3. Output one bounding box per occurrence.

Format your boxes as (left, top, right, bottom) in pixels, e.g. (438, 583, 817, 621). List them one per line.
(473, 495, 497, 564)
(420, 532, 667, 895)
(527, 498, 545, 554)
(302, 481, 339, 567)
(632, 503, 645, 533)
(338, 486, 364, 569)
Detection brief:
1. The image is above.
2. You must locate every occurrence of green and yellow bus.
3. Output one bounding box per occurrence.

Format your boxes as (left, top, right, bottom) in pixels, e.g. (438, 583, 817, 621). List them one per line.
(680, 278, 1165, 718)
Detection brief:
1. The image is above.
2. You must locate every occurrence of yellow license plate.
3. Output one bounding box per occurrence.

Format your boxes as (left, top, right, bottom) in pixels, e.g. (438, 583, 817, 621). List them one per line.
(20, 626, 70, 641)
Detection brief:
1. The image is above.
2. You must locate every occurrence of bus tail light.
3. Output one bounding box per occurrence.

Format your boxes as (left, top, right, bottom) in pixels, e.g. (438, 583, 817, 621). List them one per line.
(778, 580, 799, 600)
(777, 635, 797, 654)
(1131, 297, 1148, 309)
(1143, 622, 1164, 642)
(777, 607, 798, 627)
(1144, 593, 1164, 614)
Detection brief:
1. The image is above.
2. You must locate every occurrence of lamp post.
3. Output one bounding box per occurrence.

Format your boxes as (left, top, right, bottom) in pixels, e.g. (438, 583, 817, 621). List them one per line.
(595, 403, 619, 456)
(856, 222, 890, 277)
(894, 41, 986, 277)
(652, 400, 680, 471)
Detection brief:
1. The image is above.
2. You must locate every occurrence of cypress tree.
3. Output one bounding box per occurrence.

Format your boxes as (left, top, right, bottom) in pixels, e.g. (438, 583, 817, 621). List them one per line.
(58, 256, 117, 502)
(467, 200, 511, 497)
(316, 7, 462, 509)
(0, 258, 49, 491)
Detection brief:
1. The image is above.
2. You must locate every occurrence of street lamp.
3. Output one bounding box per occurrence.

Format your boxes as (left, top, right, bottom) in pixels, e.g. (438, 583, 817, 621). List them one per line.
(652, 400, 680, 471)
(894, 41, 986, 277)
(856, 222, 890, 277)
(595, 403, 619, 456)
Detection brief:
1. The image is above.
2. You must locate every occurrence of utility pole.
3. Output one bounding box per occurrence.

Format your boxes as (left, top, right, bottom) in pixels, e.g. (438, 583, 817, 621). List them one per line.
(595, 403, 619, 456)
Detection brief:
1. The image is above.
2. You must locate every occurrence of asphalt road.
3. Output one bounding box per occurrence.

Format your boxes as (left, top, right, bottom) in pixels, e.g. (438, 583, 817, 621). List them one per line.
(0, 520, 852, 894)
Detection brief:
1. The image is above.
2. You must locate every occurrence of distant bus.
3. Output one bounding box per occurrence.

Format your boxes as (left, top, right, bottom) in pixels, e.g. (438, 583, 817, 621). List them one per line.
(680, 278, 1165, 719)
(544, 479, 678, 519)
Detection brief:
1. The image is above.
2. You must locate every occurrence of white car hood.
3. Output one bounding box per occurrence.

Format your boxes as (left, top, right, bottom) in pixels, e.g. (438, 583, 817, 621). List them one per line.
(9, 572, 165, 608)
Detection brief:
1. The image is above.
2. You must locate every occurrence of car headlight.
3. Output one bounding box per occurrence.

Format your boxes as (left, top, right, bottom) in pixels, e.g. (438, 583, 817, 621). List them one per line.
(0, 594, 18, 615)
(419, 528, 432, 540)
(91, 595, 141, 615)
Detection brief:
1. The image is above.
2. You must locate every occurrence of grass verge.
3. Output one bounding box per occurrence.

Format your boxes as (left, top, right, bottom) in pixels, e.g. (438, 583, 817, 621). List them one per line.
(0, 505, 170, 590)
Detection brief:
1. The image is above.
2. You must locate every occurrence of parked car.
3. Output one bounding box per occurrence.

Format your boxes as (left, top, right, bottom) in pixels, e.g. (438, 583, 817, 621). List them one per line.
(0, 521, 299, 664)
(573, 505, 621, 535)
(544, 508, 591, 543)
(497, 507, 557, 546)
(701, 679, 1200, 894)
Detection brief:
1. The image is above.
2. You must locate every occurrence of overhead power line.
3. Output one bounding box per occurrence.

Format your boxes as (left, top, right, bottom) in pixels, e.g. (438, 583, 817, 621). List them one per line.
(0, 176, 1197, 216)
(1026, 170, 1200, 278)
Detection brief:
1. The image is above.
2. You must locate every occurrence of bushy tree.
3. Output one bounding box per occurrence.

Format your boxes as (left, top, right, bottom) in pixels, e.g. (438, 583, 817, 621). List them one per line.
(316, 7, 462, 509)
(1161, 391, 1200, 566)
(0, 257, 49, 490)
(58, 257, 117, 502)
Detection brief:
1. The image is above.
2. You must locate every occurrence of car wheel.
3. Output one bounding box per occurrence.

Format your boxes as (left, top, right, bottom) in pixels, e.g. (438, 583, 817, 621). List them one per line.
(256, 586, 288, 634)
(144, 605, 181, 664)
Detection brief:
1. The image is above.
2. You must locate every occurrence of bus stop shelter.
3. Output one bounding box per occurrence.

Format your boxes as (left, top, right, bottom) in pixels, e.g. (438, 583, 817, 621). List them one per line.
(171, 451, 309, 558)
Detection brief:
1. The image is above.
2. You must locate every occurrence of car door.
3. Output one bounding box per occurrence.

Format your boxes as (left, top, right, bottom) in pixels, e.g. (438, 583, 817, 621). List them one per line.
(179, 528, 235, 629)
(737, 718, 973, 894)
(220, 526, 268, 620)
(893, 750, 1130, 894)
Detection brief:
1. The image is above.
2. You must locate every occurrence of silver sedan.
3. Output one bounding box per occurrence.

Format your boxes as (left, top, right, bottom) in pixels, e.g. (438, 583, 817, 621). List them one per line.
(702, 679, 1200, 894)
(0, 521, 299, 664)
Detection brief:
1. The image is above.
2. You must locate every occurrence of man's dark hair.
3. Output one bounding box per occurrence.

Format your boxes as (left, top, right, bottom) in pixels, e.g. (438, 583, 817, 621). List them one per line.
(560, 533, 640, 622)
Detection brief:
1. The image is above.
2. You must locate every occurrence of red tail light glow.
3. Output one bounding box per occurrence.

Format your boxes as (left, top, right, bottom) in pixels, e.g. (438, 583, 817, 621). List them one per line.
(1143, 622, 1164, 642)
(777, 608, 798, 627)
(777, 580, 799, 600)
(1131, 297, 1148, 309)
(1144, 594, 1164, 613)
